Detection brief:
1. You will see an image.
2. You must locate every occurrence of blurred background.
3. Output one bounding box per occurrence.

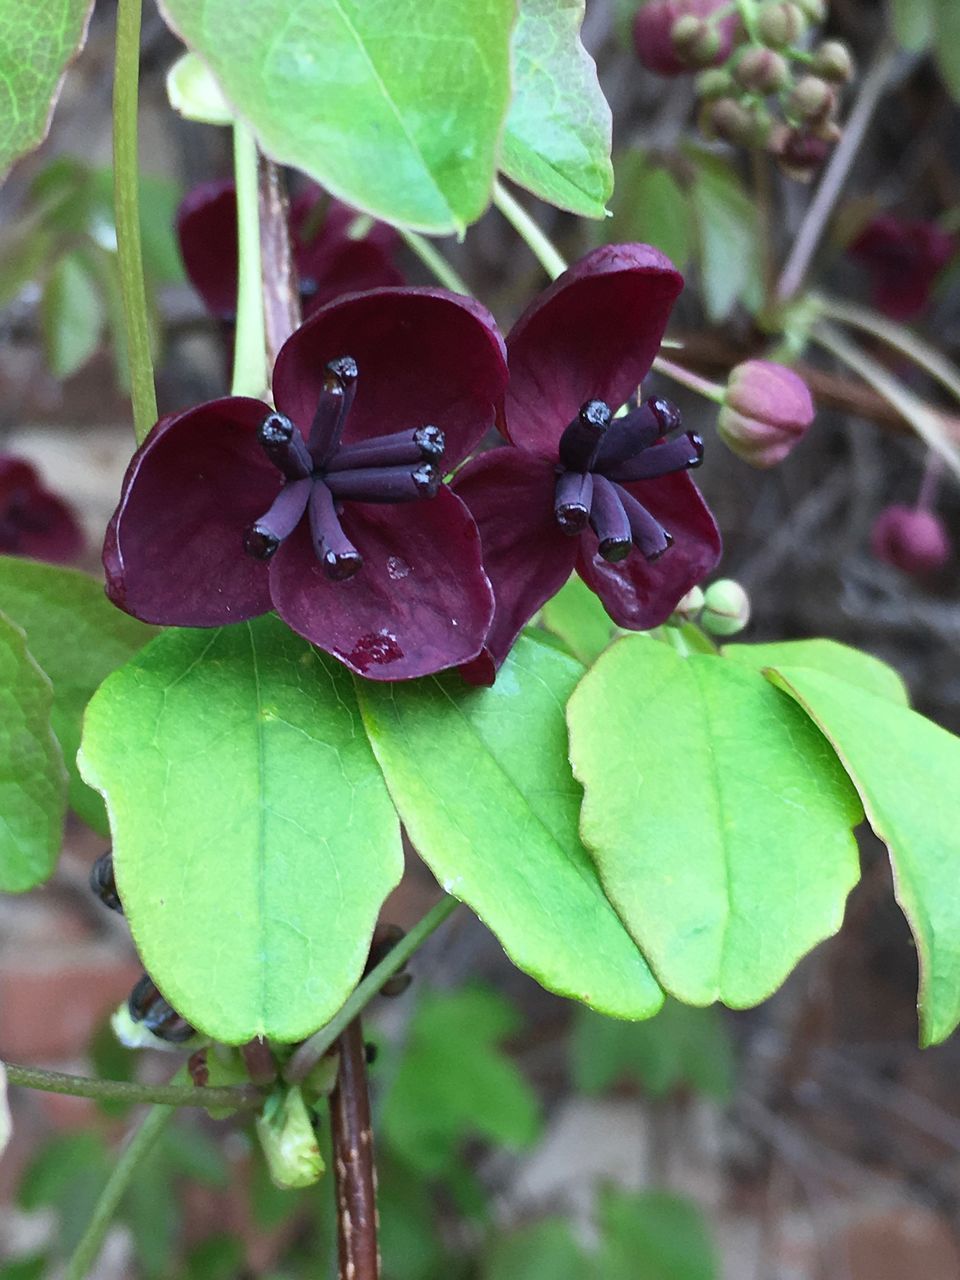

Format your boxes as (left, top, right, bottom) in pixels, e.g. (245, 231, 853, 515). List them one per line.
(1, 0, 959, 1276)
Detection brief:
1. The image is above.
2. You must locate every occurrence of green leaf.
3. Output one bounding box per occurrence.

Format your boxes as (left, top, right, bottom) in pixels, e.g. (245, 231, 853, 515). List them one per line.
(382, 986, 540, 1175)
(723, 638, 909, 706)
(571, 997, 735, 1100)
(567, 637, 863, 1007)
(0, 557, 156, 833)
(501, 0, 613, 218)
(357, 634, 663, 1019)
(934, 0, 960, 98)
(766, 666, 960, 1046)
(539, 575, 616, 665)
(0, 611, 67, 893)
(598, 1189, 719, 1280)
(18, 1132, 111, 1254)
(483, 1218, 591, 1280)
(157, 0, 516, 233)
(606, 151, 692, 268)
(891, 0, 935, 50)
(687, 149, 762, 321)
(40, 251, 104, 378)
(378, 1152, 448, 1280)
(0, 0, 95, 180)
(78, 616, 403, 1044)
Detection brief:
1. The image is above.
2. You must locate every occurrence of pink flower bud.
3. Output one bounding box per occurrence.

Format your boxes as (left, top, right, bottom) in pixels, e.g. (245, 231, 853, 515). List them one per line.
(633, 0, 738, 76)
(870, 505, 952, 576)
(718, 361, 815, 467)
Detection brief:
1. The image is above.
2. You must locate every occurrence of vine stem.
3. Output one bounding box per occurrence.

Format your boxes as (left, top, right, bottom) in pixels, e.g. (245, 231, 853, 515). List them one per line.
(259, 155, 300, 367)
(112, 0, 157, 443)
(776, 42, 902, 305)
(652, 356, 725, 403)
(231, 121, 268, 398)
(64, 1098, 174, 1280)
(492, 180, 568, 281)
(330, 1020, 380, 1280)
(1, 1061, 262, 1110)
(284, 894, 460, 1084)
(398, 228, 471, 296)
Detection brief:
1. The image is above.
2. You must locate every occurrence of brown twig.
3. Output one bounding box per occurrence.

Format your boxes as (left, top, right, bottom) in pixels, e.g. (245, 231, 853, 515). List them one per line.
(330, 1019, 380, 1280)
(258, 156, 300, 366)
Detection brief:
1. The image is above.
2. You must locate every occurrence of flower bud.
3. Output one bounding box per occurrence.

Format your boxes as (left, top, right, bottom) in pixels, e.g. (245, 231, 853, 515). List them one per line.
(812, 40, 854, 84)
(795, 0, 827, 20)
(789, 75, 836, 124)
(696, 67, 734, 98)
(718, 360, 815, 467)
(256, 1085, 325, 1190)
(769, 125, 832, 180)
(673, 585, 705, 620)
(757, 2, 808, 46)
(733, 47, 790, 94)
(870, 506, 952, 576)
(633, 0, 738, 76)
(675, 18, 723, 67)
(701, 579, 751, 635)
(703, 97, 757, 146)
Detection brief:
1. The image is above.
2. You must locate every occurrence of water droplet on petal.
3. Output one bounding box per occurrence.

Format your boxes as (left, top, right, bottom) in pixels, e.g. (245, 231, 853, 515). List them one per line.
(386, 555, 411, 580)
(348, 630, 404, 671)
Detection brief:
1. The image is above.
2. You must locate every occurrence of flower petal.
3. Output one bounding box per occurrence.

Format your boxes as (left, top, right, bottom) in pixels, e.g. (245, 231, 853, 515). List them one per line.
(290, 189, 404, 313)
(272, 288, 507, 469)
(104, 398, 277, 626)
(452, 448, 577, 676)
(576, 471, 721, 629)
(176, 180, 239, 319)
(0, 457, 84, 563)
(504, 244, 683, 458)
(268, 486, 494, 680)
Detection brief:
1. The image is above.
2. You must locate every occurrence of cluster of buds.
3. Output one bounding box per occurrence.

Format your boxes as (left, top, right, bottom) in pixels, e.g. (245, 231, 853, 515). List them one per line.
(633, 0, 854, 179)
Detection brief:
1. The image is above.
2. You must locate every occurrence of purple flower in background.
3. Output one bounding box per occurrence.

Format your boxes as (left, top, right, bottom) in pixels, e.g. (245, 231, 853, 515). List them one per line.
(633, 0, 738, 76)
(849, 216, 955, 322)
(104, 288, 507, 680)
(870, 505, 952, 576)
(0, 457, 83, 563)
(177, 180, 405, 321)
(453, 245, 721, 683)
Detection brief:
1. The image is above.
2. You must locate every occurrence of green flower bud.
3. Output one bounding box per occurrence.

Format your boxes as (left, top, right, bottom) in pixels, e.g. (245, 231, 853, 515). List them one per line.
(674, 585, 705, 619)
(256, 1085, 325, 1190)
(671, 12, 707, 50)
(701, 579, 751, 635)
(757, 2, 808, 46)
(733, 47, 790, 94)
(812, 39, 855, 83)
(704, 96, 755, 144)
(789, 74, 836, 123)
(696, 67, 734, 99)
(795, 0, 827, 21)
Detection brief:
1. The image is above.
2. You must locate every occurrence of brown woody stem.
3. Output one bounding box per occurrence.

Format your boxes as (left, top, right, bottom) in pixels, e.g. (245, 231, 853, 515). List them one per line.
(258, 155, 301, 365)
(330, 1018, 380, 1280)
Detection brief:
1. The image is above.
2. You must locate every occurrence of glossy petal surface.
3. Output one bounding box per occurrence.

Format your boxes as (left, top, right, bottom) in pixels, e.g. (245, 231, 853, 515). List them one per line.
(269, 487, 494, 680)
(104, 398, 277, 626)
(504, 244, 683, 457)
(273, 288, 507, 469)
(576, 473, 721, 630)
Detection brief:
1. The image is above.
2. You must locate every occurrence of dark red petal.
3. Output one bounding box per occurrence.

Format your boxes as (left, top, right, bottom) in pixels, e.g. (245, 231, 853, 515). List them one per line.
(104, 398, 277, 626)
(0, 457, 83, 564)
(291, 187, 405, 312)
(452, 448, 577, 674)
(268, 486, 494, 680)
(272, 288, 507, 470)
(504, 244, 684, 458)
(576, 471, 721, 629)
(176, 180, 239, 319)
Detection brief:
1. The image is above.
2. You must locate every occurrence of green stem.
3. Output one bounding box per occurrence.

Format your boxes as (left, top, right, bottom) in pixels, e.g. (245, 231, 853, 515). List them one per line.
(652, 356, 726, 403)
(816, 294, 960, 415)
(492, 180, 568, 281)
(284, 895, 461, 1084)
(112, 0, 157, 443)
(811, 321, 960, 481)
(399, 228, 471, 295)
(65, 1098, 174, 1280)
(232, 121, 268, 398)
(2, 1061, 262, 1110)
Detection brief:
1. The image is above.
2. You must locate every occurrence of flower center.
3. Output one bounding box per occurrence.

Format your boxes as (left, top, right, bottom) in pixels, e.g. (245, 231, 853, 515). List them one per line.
(553, 397, 702, 563)
(243, 356, 444, 581)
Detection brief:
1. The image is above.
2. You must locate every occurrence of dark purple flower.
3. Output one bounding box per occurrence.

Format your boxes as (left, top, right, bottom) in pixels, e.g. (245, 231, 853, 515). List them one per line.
(104, 288, 507, 680)
(177, 180, 405, 321)
(633, 0, 738, 76)
(0, 456, 84, 563)
(849, 216, 955, 322)
(452, 245, 722, 683)
(870, 505, 951, 576)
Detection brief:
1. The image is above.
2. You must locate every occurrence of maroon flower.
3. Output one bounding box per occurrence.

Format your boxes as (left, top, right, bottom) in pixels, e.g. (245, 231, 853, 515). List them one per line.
(177, 180, 404, 321)
(452, 245, 721, 683)
(104, 288, 507, 680)
(633, 0, 738, 76)
(0, 456, 83, 563)
(849, 216, 955, 322)
(870, 505, 952, 576)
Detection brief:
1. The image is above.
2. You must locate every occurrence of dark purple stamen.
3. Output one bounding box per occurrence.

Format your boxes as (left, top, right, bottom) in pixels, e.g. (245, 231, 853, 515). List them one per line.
(326, 463, 439, 503)
(555, 470, 594, 534)
(258, 413, 312, 479)
(244, 477, 312, 560)
(617, 484, 673, 560)
(590, 475, 633, 562)
(606, 433, 703, 483)
(325, 425, 445, 472)
(308, 481, 362, 581)
(558, 399, 611, 472)
(308, 356, 358, 464)
(593, 401, 663, 471)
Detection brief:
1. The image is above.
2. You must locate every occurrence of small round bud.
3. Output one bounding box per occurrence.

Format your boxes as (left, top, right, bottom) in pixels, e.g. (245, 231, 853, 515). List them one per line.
(696, 67, 734, 99)
(701, 579, 751, 635)
(870, 506, 952, 576)
(704, 97, 755, 145)
(757, 2, 808, 46)
(671, 13, 706, 50)
(789, 75, 836, 124)
(733, 47, 790, 94)
(674, 585, 705, 620)
(769, 125, 832, 180)
(633, 0, 738, 76)
(795, 0, 827, 20)
(256, 1085, 325, 1190)
(812, 40, 854, 83)
(718, 360, 815, 467)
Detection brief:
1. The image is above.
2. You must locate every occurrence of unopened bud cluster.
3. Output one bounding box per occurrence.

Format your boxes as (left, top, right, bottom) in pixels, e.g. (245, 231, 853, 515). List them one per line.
(633, 0, 853, 179)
